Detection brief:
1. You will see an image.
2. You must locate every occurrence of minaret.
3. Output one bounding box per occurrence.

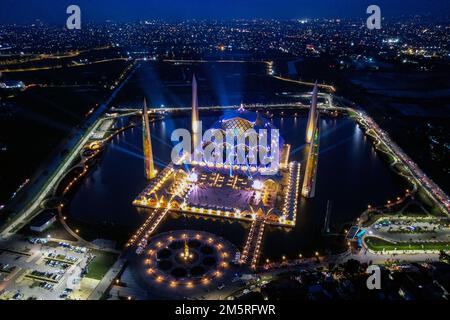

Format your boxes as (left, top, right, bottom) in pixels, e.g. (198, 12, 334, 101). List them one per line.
(142, 98, 156, 179)
(305, 82, 318, 144)
(302, 82, 320, 198)
(191, 74, 201, 161)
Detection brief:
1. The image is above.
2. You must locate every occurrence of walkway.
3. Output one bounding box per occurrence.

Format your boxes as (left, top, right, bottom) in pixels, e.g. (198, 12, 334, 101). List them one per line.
(126, 208, 171, 254)
(240, 218, 266, 269)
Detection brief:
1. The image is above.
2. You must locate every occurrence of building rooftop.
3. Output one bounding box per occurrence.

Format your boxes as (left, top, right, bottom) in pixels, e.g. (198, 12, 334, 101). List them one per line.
(29, 212, 56, 229)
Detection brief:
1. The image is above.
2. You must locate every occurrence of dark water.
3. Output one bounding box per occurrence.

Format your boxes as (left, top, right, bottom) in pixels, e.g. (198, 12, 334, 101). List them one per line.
(67, 112, 407, 260)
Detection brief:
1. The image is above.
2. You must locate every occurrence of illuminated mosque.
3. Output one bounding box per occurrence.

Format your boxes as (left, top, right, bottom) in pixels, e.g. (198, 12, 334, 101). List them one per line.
(133, 75, 301, 227)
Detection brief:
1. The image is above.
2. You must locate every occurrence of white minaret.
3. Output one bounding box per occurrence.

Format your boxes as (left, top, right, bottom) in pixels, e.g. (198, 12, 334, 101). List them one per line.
(191, 75, 201, 161)
(142, 98, 156, 179)
(305, 82, 318, 144)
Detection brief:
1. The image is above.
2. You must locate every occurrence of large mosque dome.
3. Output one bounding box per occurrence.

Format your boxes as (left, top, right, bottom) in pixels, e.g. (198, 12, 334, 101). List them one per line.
(211, 106, 285, 148)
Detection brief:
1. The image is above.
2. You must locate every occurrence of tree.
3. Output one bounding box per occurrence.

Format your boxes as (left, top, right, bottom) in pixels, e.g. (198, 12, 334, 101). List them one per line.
(439, 250, 450, 264)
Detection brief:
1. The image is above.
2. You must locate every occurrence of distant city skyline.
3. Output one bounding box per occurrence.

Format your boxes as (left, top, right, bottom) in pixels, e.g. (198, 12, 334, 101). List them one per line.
(0, 0, 449, 24)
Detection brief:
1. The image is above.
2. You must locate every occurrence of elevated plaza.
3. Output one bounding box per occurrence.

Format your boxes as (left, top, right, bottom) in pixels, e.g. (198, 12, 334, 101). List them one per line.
(133, 77, 301, 228)
(133, 160, 301, 227)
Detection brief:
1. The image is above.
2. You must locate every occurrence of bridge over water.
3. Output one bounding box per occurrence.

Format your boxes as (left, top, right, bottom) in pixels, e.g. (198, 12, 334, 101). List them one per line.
(240, 218, 266, 269)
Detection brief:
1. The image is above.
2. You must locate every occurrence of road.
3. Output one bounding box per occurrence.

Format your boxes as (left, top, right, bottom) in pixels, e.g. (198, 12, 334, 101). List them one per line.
(0, 62, 138, 238)
(355, 110, 449, 216)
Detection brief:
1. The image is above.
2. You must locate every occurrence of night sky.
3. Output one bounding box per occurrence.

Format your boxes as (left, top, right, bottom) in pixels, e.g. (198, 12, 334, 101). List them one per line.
(0, 0, 448, 23)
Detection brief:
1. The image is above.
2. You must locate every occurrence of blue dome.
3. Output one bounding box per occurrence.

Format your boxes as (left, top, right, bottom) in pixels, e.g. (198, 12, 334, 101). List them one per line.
(210, 108, 284, 147)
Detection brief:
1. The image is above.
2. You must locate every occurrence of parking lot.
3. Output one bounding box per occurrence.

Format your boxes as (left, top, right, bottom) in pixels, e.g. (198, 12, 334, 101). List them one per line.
(0, 235, 111, 300)
(368, 218, 450, 243)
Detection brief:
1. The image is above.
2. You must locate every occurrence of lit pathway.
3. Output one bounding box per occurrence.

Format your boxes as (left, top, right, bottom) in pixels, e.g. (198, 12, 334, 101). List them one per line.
(272, 75, 336, 92)
(240, 218, 266, 269)
(114, 100, 336, 115)
(126, 208, 171, 254)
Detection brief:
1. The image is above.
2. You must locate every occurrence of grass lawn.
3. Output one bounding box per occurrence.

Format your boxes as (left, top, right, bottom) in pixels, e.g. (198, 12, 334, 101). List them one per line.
(86, 250, 118, 280)
(402, 202, 429, 216)
(365, 237, 450, 251)
(393, 162, 410, 176)
(44, 241, 62, 248)
(416, 187, 444, 216)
